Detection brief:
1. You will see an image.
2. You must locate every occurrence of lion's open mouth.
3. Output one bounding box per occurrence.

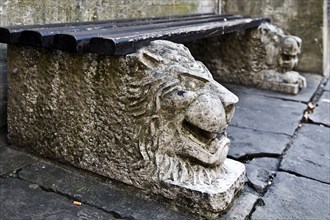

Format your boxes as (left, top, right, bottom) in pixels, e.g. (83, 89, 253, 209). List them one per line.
(182, 119, 218, 145)
(180, 119, 229, 167)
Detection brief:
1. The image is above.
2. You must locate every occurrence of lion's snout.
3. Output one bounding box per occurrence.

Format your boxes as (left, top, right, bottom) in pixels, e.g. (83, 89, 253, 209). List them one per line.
(185, 94, 226, 133)
(185, 86, 238, 135)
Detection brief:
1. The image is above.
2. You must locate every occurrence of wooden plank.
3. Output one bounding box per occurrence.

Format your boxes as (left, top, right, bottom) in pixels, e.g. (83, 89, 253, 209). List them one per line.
(0, 15, 270, 56)
(0, 13, 213, 44)
(17, 14, 223, 47)
(52, 15, 243, 52)
(88, 17, 270, 55)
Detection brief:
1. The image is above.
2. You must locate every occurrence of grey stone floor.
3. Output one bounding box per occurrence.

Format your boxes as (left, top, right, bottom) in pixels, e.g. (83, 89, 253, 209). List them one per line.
(1, 73, 329, 220)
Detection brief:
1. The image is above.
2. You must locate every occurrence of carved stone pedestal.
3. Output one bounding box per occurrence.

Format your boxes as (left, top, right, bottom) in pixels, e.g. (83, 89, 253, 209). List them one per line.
(161, 159, 245, 218)
(7, 40, 244, 218)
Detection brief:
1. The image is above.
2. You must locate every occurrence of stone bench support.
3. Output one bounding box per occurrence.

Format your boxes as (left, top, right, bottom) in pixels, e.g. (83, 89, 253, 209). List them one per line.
(187, 23, 306, 94)
(7, 40, 245, 218)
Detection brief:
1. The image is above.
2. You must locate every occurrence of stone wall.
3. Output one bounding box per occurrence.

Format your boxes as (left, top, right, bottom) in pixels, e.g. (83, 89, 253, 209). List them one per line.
(221, 0, 329, 75)
(0, 0, 217, 132)
(0, 0, 217, 26)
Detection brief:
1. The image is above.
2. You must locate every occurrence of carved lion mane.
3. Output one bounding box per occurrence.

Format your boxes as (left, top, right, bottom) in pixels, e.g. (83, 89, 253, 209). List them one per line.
(122, 40, 238, 186)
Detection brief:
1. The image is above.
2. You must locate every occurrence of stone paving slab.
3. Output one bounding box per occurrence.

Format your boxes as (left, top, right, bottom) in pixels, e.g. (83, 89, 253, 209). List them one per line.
(252, 172, 330, 220)
(245, 164, 274, 194)
(225, 73, 323, 103)
(18, 161, 194, 220)
(280, 124, 330, 183)
(0, 177, 116, 220)
(246, 157, 280, 172)
(228, 126, 290, 159)
(309, 91, 330, 126)
(0, 145, 37, 176)
(223, 190, 259, 220)
(229, 92, 306, 135)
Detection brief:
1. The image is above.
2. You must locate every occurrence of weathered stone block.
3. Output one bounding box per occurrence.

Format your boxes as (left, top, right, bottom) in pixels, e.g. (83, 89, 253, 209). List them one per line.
(7, 40, 244, 218)
(186, 23, 306, 94)
(222, 0, 329, 75)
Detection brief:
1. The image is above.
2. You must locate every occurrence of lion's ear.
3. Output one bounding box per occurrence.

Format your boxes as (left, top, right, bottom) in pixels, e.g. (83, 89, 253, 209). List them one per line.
(293, 36, 302, 48)
(259, 25, 269, 35)
(139, 50, 164, 69)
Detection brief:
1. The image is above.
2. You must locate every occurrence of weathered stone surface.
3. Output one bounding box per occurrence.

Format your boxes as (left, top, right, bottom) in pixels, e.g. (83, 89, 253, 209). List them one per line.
(18, 161, 194, 220)
(229, 93, 306, 135)
(223, 191, 259, 220)
(7, 40, 243, 218)
(0, 101, 6, 132)
(325, 79, 330, 91)
(0, 0, 216, 132)
(309, 91, 330, 126)
(187, 23, 306, 94)
(222, 0, 327, 74)
(160, 159, 245, 219)
(224, 73, 323, 103)
(252, 172, 330, 220)
(280, 124, 330, 183)
(245, 164, 274, 194)
(0, 44, 7, 132)
(0, 177, 116, 220)
(0, 0, 215, 26)
(247, 157, 280, 172)
(227, 126, 289, 159)
(0, 146, 37, 176)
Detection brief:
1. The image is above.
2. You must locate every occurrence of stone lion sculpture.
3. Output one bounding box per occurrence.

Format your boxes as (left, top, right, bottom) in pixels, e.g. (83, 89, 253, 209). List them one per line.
(126, 41, 240, 184)
(8, 40, 244, 218)
(186, 22, 306, 94)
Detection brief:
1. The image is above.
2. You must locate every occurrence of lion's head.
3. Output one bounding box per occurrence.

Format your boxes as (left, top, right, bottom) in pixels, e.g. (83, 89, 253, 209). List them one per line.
(259, 23, 302, 72)
(124, 40, 238, 185)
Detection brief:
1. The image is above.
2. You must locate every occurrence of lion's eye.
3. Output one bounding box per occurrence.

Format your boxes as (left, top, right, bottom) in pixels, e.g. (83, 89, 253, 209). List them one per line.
(177, 90, 186, 97)
(179, 74, 206, 91)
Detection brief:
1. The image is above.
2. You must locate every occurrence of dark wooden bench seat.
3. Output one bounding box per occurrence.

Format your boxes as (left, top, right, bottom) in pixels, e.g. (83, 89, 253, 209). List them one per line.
(0, 14, 269, 55)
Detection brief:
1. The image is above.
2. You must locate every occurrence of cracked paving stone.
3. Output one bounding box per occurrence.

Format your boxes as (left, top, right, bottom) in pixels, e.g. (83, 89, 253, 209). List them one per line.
(245, 164, 274, 194)
(246, 157, 280, 172)
(309, 91, 330, 126)
(251, 172, 330, 220)
(222, 190, 259, 220)
(0, 146, 37, 176)
(228, 126, 289, 159)
(0, 177, 116, 220)
(229, 93, 306, 135)
(280, 124, 330, 183)
(18, 161, 194, 220)
(225, 73, 323, 103)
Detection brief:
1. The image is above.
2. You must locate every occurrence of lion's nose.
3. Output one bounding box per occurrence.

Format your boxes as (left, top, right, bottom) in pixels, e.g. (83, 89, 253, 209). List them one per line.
(212, 83, 239, 124)
(185, 94, 227, 133)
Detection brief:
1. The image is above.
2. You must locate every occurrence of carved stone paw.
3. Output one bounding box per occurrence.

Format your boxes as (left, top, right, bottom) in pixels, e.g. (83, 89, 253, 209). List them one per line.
(256, 70, 307, 94)
(283, 71, 307, 89)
